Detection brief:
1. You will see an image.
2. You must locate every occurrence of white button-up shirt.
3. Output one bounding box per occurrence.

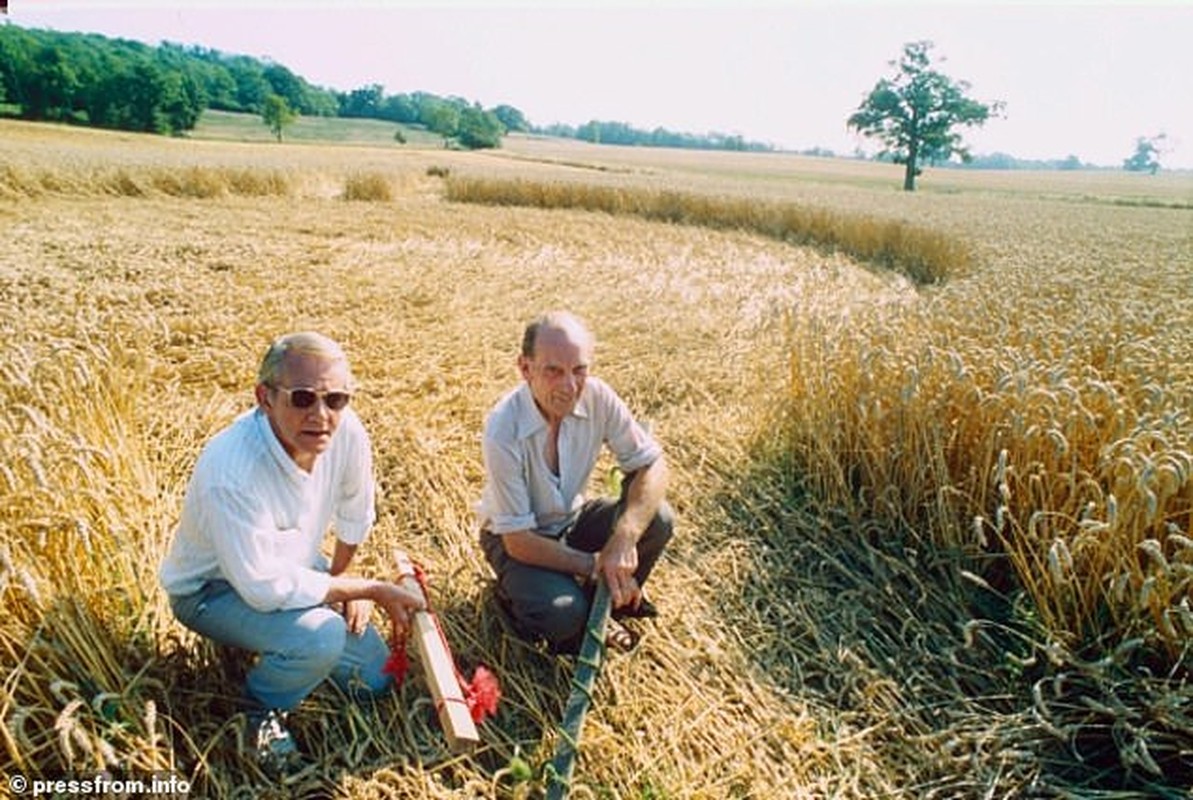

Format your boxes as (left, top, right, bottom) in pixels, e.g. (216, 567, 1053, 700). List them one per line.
(159, 407, 376, 612)
(479, 377, 661, 538)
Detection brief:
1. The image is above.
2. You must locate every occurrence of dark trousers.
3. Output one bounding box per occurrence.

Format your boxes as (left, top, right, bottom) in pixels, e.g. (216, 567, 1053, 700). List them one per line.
(481, 490, 673, 651)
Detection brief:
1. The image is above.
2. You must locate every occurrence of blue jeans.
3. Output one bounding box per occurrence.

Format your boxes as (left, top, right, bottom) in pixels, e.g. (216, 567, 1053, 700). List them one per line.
(169, 579, 392, 711)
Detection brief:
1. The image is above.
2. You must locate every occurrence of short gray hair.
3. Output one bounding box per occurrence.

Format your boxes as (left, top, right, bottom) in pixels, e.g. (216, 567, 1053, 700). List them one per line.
(257, 332, 351, 387)
(521, 311, 594, 358)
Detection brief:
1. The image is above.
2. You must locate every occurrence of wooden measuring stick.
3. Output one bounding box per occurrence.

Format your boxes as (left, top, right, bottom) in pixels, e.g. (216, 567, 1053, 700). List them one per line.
(394, 549, 480, 752)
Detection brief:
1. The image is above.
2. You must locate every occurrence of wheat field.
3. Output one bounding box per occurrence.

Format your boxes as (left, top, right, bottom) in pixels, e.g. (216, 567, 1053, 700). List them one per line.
(1, 117, 1191, 798)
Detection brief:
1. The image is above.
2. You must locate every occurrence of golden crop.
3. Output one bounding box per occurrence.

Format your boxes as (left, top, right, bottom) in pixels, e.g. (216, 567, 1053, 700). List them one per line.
(2, 117, 1190, 797)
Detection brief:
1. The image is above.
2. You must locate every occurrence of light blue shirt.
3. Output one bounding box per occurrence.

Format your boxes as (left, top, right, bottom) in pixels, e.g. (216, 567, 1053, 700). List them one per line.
(479, 377, 661, 538)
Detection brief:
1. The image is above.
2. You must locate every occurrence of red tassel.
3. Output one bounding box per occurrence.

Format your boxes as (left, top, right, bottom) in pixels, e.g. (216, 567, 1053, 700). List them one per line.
(463, 665, 501, 723)
(391, 559, 502, 724)
(383, 645, 409, 687)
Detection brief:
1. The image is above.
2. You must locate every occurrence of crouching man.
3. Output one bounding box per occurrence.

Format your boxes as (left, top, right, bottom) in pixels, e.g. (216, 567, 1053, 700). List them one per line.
(479, 311, 675, 654)
(159, 332, 423, 770)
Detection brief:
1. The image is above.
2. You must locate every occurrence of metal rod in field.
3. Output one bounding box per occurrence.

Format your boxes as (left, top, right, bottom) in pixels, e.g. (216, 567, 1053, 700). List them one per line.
(545, 580, 613, 800)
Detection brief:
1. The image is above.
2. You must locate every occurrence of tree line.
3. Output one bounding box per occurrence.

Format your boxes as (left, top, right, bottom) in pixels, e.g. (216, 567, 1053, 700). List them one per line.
(0, 25, 513, 147)
(533, 120, 774, 153)
(2, 26, 1167, 178)
(0, 25, 775, 153)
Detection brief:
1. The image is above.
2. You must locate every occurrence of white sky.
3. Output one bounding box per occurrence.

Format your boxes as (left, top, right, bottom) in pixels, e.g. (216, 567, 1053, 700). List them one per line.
(8, 1, 1193, 168)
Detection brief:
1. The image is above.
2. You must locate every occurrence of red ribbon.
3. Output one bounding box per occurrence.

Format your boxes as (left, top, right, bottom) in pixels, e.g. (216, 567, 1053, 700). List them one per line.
(383, 561, 501, 724)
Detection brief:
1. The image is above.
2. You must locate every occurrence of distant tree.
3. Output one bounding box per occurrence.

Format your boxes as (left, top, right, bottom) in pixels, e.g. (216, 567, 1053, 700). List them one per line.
(848, 41, 1002, 191)
(24, 45, 79, 121)
(340, 83, 383, 118)
(421, 97, 460, 146)
(491, 104, 528, 133)
(456, 105, 503, 149)
(225, 56, 270, 112)
(262, 62, 304, 112)
(379, 93, 418, 124)
(262, 93, 295, 142)
(1123, 134, 1166, 174)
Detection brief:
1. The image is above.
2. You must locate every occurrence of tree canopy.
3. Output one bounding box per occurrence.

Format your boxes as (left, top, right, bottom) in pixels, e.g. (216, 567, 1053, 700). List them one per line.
(1123, 134, 1166, 174)
(261, 94, 295, 142)
(0, 24, 519, 149)
(848, 41, 1002, 191)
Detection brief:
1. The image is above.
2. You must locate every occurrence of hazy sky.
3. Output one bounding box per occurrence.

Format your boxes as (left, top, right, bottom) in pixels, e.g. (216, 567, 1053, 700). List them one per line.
(9, 1, 1193, 168)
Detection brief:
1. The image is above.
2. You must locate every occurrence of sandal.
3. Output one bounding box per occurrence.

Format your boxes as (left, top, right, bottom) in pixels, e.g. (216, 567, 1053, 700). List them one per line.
(605, 619, 640, 653)
(612, 596, 658, 621)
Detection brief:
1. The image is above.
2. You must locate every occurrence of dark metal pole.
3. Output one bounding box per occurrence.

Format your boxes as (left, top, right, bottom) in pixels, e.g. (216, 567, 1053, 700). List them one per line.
(545, 580, 612, 799)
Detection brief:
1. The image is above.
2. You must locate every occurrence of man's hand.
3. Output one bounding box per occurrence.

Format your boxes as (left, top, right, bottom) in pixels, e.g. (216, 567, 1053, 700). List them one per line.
(598, 531, 641, 610)
(342, 598, 374, 636)
(375, 582, 426, 642)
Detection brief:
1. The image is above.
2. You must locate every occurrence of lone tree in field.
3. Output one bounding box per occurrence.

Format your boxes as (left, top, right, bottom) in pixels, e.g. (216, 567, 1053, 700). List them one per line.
(849, 41, 1001, 191)
(262, 93, 295, 142)
(1123, 133, 1166, 174)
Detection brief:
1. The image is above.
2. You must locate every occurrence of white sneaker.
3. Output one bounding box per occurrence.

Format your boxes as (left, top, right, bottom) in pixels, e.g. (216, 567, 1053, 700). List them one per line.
(246, 709, 298, 772)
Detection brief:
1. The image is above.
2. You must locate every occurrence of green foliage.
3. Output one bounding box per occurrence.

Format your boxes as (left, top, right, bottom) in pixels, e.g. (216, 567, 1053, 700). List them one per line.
(340, 83, 384, 118)
(492, 103, 528, 133)
(0, 26, 205, 134)
(261, 93, 295, 142)
(421, 96, 461, 145)
(1123, 134, 1165, 174)
(848, 41, 1002, 191)
(544, 119, 773, 152)
(456, 105, 503, 149)
(0, 25, 340, 135)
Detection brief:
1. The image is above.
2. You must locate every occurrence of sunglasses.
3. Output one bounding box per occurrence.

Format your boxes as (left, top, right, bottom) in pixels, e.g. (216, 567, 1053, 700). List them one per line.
(272, 386, 352, 411)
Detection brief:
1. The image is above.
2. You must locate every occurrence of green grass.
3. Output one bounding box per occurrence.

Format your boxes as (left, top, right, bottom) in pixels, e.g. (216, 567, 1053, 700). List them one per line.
(190, 109, 444, 148)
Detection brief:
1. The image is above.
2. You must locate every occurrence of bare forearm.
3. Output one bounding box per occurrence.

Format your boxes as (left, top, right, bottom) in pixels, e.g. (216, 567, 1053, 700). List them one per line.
(324, 574, 387, 605)
(329, 539, 357, 576)
(502, 531, 596, 578)
(614, 456, 669, 542)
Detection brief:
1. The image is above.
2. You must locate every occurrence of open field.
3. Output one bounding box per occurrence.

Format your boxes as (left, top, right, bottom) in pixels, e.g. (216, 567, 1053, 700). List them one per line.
(191, 109, 446, 149)
(2, 116, 1192, 798)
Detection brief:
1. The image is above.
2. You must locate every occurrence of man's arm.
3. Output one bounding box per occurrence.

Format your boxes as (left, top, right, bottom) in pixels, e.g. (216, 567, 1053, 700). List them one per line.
(324, 573, 424, 640)
(500, 530, 596, 578)
(329, 539, 356, 576)
(324, 540, 423, 639)
(611, 456, 668, 547)
(502, 456, 670, 609)
(600, 456, 669, 607)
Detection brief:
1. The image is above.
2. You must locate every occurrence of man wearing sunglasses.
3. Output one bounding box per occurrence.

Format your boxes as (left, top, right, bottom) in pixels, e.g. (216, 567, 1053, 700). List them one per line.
(479, 311, 674, 655)
(160, 331, 424, 772)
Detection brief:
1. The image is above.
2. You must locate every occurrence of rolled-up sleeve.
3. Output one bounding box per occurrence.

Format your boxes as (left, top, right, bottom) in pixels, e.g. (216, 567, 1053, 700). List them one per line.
(602, 391, 662, 473)
(481, 425, 537, 534)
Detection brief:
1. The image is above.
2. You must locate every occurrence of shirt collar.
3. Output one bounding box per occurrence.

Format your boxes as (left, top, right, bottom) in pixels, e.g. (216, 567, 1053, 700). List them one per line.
(253, 407, 310, 482)
(512, 382, 589, 440)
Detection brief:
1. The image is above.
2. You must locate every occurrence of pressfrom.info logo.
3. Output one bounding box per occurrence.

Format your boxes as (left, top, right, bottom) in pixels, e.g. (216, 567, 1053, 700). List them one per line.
(7, 771, 191, 796)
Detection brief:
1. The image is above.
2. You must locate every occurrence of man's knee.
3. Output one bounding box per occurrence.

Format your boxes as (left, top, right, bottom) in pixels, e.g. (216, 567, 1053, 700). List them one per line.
(287, 608, 349, 672)
(510, 587, 589, 645)
(643, 501, 675, 548)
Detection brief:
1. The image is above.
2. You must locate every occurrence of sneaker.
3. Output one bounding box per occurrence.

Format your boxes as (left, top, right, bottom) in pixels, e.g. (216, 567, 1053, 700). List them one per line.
(246, 708, 298, 773)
